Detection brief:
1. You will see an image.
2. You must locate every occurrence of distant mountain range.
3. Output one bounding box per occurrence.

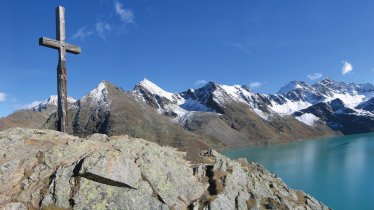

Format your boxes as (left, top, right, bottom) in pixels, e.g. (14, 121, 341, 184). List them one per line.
(1, 78, 373, 158)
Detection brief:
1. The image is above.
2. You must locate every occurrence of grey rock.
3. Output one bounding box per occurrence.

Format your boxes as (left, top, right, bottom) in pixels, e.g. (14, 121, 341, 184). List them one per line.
(78, 150, 142, 189)
(0, 128, 330, 210)
(3, 203, 27, 210)
(86, 133, 109, 142)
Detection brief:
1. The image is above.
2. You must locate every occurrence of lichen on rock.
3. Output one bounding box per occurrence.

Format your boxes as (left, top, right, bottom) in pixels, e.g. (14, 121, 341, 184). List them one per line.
(0, 128, 330, 210)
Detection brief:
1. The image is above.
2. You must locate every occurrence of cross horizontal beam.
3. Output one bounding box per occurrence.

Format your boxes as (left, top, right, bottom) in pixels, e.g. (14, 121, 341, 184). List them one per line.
(39, 37, 81, 54)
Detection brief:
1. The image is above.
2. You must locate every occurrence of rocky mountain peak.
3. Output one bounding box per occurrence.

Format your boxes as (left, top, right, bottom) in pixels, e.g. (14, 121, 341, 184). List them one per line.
(318, 78, 335, 85)
(196, 81, 218, 93)
(133, 78, 175, 102)
(277, 80, 311, 94)
(41, 95, 77, 106)
(31, 95, 77, 112)
(329, 98, 346, 110)
(80, 81, 111, 106)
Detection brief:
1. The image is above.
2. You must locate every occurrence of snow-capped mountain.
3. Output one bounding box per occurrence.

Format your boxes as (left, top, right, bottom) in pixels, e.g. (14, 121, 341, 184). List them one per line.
(254, 78, 374, 117)
(294, 98, 374, 134)
(80, 81, 111, 108)
(132, 79, 188, 118)
(31, 95, 77, 112)
(179, 81, 272, 119)
(131, 78, 374, 132)
(275, 79, 373, 108)
(25, 78, 373, 132)
(3, 78, 373, 150)
(132, 79, 272, 120)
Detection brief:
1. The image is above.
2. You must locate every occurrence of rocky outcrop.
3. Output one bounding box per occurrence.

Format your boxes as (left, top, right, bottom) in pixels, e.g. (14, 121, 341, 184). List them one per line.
(0, 128, 329, 210)
(198, 152, 330, 210)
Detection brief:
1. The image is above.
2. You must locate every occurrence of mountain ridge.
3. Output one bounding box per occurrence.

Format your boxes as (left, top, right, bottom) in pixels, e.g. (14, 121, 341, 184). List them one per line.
(0, 78, 373, 159)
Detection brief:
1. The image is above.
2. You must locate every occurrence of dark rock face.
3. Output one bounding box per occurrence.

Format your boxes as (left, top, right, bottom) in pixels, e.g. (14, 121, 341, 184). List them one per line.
(0, 128, 331, 210)
(295, 99, 374, 134)
(356, 97, 374, 112)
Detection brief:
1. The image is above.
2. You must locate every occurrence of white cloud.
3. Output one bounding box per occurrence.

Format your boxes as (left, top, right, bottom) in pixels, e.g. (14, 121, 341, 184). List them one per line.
(342, 61, 353, 75)
(72, 26, 93, 40)
(96, 21, 111, 39)
(249, 81, 262, 88)
(307, 73, 323, 80)
(194, 80, 208, 86)
(18, 101, 42, 110)
(0, 92, 6, 102)
(71, 1, 134, 40)
(114, 0, 135, 25)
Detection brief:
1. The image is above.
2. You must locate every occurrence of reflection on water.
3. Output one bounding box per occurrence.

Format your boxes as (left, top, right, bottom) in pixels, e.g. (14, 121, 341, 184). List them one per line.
(221, 133, 374, 210)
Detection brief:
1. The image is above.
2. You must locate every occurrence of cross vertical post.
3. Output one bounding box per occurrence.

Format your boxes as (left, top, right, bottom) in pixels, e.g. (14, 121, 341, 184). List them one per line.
(57, 6, 68, 132)
(39, 6, 81, 132)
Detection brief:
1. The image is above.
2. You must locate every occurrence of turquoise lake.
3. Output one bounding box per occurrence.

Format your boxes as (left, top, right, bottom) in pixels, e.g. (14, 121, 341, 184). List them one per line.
(221, 133, 374, 210)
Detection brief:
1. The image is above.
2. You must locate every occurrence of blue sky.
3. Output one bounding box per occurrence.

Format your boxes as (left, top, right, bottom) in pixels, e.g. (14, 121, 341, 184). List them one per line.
(1, 0, 374, 117)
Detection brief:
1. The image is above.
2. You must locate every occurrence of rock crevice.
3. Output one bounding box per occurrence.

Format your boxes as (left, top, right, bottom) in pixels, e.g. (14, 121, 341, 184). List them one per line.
(0, 128, 330, 210)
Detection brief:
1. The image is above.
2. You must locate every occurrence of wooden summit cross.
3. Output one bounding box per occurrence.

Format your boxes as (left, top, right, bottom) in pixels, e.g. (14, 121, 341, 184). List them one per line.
(39, 6, 81, 132)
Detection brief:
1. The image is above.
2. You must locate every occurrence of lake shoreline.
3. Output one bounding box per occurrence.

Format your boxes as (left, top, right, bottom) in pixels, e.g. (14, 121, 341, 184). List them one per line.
(221, 132, 374, 210)
(216, 132, 347, 152)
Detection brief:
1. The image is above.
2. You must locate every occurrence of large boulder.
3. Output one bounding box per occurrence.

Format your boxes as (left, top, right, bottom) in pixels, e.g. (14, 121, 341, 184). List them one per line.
(0, 128, 330, 210)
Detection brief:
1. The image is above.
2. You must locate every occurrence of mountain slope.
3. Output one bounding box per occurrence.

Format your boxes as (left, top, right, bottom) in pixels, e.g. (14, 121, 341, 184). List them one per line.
(133, 80, 337, 147)
(48, 81, 215, 162)
(294, 99, 374, 134)
(0, 95, 77, 131)
(1, 78, 373, 157)
(356, 97, 374, 112)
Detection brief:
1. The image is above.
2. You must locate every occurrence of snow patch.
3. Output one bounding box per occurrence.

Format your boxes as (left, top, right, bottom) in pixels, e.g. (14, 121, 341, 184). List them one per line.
(270, 99, 312, 115)
(180, 98, 214, 112)
(353, 109, 374, 117)
(26, 95, 77, 111)
(81, 81, 110, 107)
(324, 93, 365, 108)
(252, 108, 269, 120)
(295, 113, 320, 126)
(277, 81, 310, 94)
(139, 78, 174, 101)
(39, 95, 77, 106)
(212, 84, 254, 105)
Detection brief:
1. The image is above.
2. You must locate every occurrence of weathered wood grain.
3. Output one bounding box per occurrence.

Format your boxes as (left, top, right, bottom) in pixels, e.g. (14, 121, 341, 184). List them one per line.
(39, 37, 81, 54)
(39, 6, 81, 132)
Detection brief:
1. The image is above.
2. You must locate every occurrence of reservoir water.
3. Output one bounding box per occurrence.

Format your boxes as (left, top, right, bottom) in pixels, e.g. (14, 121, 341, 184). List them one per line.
(221, 133, 374, 210)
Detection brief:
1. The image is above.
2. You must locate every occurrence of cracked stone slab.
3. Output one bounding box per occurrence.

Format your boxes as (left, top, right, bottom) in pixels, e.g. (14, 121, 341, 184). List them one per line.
(0, 128, 330, 210)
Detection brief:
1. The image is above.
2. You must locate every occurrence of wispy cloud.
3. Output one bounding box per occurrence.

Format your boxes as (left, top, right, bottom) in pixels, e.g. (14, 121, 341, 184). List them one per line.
(307, 73, 323, 80)
(0, 92, 6, 102)
(342, 61, 353, 75)
(72, 0, 134, 40)
(72, 26, 93, 40)
(249, 81, 263, 88)
(223, 41, 251, 54)
(194, 80, 208, 86)
(114, 0, 135, 25)
(96, 21, 111, 39)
